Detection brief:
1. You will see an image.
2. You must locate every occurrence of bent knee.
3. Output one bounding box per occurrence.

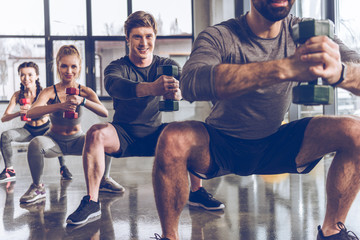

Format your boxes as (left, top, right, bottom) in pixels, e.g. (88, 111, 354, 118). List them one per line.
(158, 121, 208, 155)
(86, 124, 110, 145)
(28, 137, 47, 155)
(341, 117, 360, 146)
(160, 122, 198, 144)
(0, 131, 11, 144)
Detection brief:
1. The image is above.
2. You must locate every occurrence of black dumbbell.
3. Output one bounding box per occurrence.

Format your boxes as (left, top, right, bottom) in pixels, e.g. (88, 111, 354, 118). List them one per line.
(157, 65, 179, 112)
(291, 19, 335, 105)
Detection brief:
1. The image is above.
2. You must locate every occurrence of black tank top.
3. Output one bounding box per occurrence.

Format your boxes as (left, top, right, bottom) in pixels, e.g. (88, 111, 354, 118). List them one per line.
(49, 85, 82, 126)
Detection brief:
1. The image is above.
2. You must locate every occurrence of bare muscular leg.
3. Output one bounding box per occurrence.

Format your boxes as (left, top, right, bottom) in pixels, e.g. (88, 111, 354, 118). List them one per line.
(295, 116, 360, 236)
(153, 121, 211, 240)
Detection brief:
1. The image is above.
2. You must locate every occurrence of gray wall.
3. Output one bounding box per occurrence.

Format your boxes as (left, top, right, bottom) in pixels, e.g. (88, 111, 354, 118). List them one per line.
(193, 0, 236, 38)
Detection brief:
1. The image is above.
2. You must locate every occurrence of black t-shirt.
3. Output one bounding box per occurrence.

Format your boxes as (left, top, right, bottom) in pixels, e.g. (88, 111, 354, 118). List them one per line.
(104, 55, 180, 138)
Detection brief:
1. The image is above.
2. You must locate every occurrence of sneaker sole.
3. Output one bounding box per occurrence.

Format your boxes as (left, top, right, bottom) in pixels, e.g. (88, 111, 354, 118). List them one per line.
(66, 209, 101, 225)
(66, 215, 101, 232)
(0, 176, 16, 183)
(20, 198, 46, 210)
(99, 187, 125, 194)
(188, 201, 225, 211)
(20, 194, 46, 204)
(61, 176, 73, 180)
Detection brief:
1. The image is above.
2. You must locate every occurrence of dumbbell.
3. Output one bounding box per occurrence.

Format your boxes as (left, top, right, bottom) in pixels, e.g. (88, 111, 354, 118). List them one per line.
(291, 19, 335, 105)
(19, 98, 31, 121)
(63, 87, 79, 119)
(157, 65, 179, 111)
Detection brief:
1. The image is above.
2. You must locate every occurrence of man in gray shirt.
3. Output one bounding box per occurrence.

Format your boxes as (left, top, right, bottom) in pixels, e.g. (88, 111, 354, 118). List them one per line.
(152, 0, 360, 239)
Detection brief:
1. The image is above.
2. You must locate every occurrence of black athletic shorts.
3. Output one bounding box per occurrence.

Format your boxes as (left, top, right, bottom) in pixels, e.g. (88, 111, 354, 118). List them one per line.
(107, 123, 168, 158)
(189, 117, 321, 179)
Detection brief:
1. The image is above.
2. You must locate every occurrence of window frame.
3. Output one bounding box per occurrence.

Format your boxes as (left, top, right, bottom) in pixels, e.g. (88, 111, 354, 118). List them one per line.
(0, 0, 194, 101)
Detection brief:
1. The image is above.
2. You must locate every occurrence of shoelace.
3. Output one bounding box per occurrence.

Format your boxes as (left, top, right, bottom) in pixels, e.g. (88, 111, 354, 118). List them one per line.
(198, 188, 214, 200)
(0, 168, 15, 176)
(207, 193, 215, 199)
(151, 233, 162, 240)
(75, 198, 90, 212)
(337, 222, 359, 240)
(150, 233, 170, 240)
(6, 168, 15, 174)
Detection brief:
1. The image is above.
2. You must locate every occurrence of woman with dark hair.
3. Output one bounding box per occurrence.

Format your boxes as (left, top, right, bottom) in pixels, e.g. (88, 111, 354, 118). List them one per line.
(0, 61, 71, 183)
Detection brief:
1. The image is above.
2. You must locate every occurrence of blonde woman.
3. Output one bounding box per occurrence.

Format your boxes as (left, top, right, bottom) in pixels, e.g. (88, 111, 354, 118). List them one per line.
(20, 45, 123, 203)
(0, 62, 71, 183)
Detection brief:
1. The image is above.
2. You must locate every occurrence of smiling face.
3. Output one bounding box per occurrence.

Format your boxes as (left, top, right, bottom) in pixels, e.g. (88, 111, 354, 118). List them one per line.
(57, 55, 81, 83)
(252, 0, 295, 22)
(127, 26, 155, 67)
(19, 67, 38, 90)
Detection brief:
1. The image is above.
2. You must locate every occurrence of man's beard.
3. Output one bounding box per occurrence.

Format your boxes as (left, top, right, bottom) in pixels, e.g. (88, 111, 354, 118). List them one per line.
(253, 0, 294, 22)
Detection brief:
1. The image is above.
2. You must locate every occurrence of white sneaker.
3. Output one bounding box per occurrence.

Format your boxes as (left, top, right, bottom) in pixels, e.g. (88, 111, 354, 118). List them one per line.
(20, 183, 46, 203)
(99, 177, 125, 193)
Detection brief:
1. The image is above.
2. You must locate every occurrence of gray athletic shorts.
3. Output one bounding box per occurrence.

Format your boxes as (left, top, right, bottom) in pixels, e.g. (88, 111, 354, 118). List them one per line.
(43, 130, 85, 156)
(189, 117, 321, 179)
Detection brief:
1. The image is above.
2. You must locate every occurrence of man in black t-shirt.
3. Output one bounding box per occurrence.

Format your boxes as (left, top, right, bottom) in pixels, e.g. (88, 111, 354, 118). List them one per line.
(66, 10, 224, 226)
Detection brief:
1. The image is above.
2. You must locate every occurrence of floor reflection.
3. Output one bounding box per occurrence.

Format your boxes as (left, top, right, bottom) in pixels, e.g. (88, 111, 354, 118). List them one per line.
(0, 154, 360, 240)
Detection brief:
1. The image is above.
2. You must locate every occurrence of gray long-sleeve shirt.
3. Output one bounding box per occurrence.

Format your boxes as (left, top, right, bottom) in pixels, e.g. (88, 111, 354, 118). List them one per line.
(181, 14, 360, 139)
(105, 55, 180, 138)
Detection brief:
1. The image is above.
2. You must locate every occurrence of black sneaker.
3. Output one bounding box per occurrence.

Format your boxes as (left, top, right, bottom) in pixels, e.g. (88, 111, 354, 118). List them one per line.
(66, 195, 101, 225)
(151, 233, 170, 240)
(0, 168, 16, 183)
(188, 187, 225, 211)
(317, 222, 359, 239)
(60, 165, 73, 180)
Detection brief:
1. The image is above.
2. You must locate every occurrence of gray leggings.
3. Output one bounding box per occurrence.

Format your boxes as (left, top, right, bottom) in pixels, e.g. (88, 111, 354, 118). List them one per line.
(1, 125, 65, 168)
(27, 130, 111, 185)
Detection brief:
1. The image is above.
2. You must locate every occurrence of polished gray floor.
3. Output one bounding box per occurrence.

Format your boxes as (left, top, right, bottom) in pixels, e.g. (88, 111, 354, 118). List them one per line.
(0, 101, 360, 240)
(1, 153, 360, 240)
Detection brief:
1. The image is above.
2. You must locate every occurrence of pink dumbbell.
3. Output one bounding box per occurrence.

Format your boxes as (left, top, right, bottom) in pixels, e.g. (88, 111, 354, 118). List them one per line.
(19, 98, 31, 121)
(63, 88, 79, 119)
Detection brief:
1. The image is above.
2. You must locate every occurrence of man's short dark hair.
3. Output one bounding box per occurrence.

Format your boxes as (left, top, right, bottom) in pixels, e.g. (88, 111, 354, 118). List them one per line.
(124, 11, 157, 38)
